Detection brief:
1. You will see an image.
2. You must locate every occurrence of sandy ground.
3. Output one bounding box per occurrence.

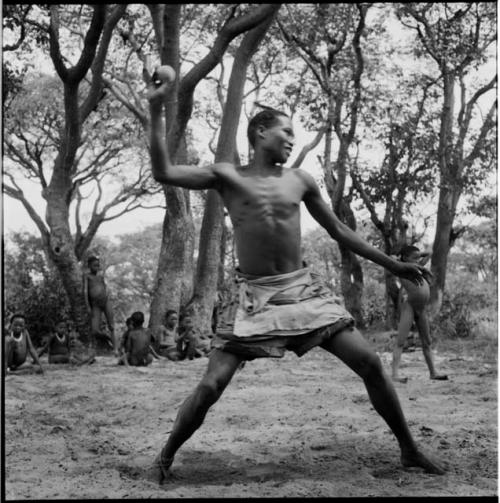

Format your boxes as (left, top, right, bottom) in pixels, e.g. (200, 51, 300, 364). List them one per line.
(4, 336, 498, 499)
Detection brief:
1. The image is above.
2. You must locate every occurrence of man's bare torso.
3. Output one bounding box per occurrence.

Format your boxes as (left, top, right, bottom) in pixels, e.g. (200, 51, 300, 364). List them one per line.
(216, 164, 308, 276)
(87, 273, 107, 306)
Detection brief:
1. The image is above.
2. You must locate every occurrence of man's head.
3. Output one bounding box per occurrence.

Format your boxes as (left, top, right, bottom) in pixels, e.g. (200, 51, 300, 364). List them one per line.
(130, 311, 144, 328)
(10, 314, 26, 334)
(400, 245, 420, 263)
(87, 256, 100, 272)
(165, 310, 178, 328)
(55, 320, 67, 336)
(247, 109, 294, 164)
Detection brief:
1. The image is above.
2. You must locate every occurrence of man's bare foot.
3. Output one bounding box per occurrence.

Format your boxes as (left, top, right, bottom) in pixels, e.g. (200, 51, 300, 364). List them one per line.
(154, 450, 174, 485)
(392, 375, 408, 384)
(430, 374, 448, 381)
(401, 448, 446, 475)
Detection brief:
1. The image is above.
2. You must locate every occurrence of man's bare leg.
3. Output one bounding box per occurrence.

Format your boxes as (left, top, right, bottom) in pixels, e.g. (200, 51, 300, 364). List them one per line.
(321, 327, 446, 474)
(103, 300, 117, 352)
(414, 312, 448, 381)
(156, 349, 244, 482)
(392, 303, 413, 383)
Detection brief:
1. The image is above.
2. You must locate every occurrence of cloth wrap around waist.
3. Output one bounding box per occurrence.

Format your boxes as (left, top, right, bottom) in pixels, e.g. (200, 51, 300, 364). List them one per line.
(212, 268, 354, 359)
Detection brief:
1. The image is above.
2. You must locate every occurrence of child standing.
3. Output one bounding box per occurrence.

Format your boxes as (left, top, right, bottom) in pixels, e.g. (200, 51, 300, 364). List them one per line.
(391, 245, 448, 383)
(83, 255, 118, 355)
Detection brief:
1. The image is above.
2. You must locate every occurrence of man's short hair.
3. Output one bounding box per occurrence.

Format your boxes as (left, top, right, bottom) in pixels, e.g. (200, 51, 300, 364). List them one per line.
(247, 108, 289, 147)
(399, 245, 420, 260)
(131, 311, 144, 327)
(165, 309, 177, 318)
(10, 313, 25, 324)
(87, 255, 99, 266)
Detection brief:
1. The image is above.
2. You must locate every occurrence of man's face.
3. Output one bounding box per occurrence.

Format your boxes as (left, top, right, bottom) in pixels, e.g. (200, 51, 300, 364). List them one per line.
(89, 260, 100, 273)
(405, 251, 420, 264)
(11, 317, 25, 334)
(56, 322, 67, 336)
(166, 313, 178, 327)
(260, 116, 295, 164)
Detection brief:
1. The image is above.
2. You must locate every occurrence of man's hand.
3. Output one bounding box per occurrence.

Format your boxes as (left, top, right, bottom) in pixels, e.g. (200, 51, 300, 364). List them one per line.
(393, 262, 428, 286)
(147, 66, 176, 108)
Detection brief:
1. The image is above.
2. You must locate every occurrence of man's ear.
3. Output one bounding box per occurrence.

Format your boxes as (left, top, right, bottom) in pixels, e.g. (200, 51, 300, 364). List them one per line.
(257, 124, 267, 141)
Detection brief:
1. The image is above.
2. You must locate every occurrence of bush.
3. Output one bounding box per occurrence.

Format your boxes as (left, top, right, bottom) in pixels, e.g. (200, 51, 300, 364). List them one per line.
(432, 277, 497, 340)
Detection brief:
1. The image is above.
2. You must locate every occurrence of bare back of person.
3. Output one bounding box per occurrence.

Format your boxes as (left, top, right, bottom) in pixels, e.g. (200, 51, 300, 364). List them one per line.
(127, 327, 152, 366)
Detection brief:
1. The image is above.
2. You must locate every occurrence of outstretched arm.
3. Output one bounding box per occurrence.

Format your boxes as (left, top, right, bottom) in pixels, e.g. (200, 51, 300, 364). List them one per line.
(148, 80, 222, 190)
(302, 173, 425, 284)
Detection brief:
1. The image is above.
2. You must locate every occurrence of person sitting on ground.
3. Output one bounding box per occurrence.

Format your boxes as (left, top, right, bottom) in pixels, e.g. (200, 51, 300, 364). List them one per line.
(118, 317, 133, 356)
(119, 311, 161, 367)
(38, 320, 95, 366)
(156, 310, 183, 361)
(392, 245, 448, 383)
(5, 314, 44, 375)
(176, 314, 211, 361)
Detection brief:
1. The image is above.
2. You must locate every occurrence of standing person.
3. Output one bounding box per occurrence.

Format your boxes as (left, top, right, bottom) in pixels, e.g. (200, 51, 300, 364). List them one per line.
(147, 78, 446, 482)
(83, 256, 118, 355)
(392, 245, 448, 383)
(4, 314, 44, 374)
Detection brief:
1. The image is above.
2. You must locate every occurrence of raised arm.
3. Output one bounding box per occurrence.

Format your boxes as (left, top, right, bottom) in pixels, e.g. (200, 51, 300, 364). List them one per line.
(301, 172, 425, 284)
(147, 80, 221, 190)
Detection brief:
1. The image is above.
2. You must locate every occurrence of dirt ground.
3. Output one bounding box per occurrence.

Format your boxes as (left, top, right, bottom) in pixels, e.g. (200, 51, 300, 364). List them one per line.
(4, 333, 498, 499)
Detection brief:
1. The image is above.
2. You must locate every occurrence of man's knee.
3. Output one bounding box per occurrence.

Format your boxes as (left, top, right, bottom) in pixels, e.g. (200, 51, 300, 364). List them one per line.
(195, 376, 226, 407)
(356, 350, 384, 380)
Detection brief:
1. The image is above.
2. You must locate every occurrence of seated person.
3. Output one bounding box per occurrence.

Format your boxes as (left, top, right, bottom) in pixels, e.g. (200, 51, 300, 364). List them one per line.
(119, 311, 161, 367)
(118, 317, 133, 355)
(177, 314, 211, 361)
(156, 310, 183, 361)
(5, 313, 44, 374)
(39, 320, 96, 366)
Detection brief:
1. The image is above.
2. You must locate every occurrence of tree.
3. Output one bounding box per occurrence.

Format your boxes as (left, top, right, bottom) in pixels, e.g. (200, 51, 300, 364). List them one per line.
(2, 5, 165, 344)
(108, 4, 283, 335)
(4, 232, 71, 345)
(397, 2, 497, 313)
(278, 3, 371, 326)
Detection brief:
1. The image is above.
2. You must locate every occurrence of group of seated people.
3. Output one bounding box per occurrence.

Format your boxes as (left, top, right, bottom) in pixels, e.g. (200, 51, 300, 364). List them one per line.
(4, 309, 212, 374)
(118, 309, 211, 367)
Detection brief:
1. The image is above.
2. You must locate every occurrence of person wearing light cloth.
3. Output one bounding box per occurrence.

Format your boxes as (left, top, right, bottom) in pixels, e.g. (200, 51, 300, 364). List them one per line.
(214, 268, 354, 359)
(147, 77, 446, 483)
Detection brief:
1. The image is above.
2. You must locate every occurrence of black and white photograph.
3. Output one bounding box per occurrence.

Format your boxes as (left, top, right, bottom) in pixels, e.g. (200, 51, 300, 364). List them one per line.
(3, 3, 497, 499)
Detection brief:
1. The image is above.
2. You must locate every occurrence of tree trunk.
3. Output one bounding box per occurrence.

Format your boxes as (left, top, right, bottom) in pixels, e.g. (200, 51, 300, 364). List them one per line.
(337, 200, 365, 328)
(184, 12, 280, 335)
(45, 183, 90, 342)
(429, 70, 456, 315)
(149, 184, 194, 330)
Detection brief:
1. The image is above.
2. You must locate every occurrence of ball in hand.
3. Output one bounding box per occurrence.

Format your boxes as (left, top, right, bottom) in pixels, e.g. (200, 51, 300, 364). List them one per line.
(152, 65, 176, 86)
